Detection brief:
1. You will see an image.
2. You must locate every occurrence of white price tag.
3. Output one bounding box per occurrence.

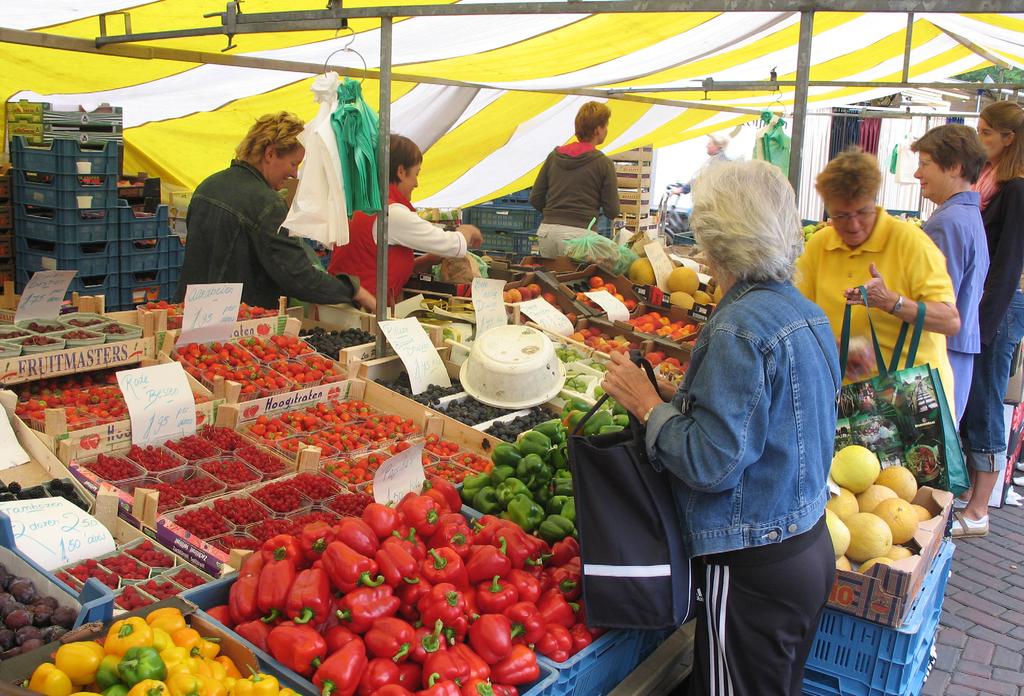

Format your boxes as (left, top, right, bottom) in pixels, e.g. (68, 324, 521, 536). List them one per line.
(379, 318, 452, 395)
(472, 278, 508, 339)
(0, 409, 30, 471)
(393, 294, 425, 319)
(116, 362, 197, 445)
(177, 283, 243, 345)
(373, 443, 426, 505)
(519, 297, 574, 337)
(584, 290, 630, 322)
(14, 270, 77, 322)
(0, 498, 115, 571)
(644, 242, 676, 292)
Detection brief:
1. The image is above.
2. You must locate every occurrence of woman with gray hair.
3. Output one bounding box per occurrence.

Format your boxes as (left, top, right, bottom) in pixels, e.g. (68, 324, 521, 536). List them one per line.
(601, 160, 840, 696)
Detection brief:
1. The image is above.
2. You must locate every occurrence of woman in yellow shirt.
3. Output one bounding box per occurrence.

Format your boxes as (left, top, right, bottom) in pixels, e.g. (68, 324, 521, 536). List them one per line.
(795, 149, 961, 405)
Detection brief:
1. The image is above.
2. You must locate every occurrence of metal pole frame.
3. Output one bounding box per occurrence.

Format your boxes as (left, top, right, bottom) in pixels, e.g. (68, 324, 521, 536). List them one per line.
(375, 17, 393, 358)
(788, 11, 813, 193)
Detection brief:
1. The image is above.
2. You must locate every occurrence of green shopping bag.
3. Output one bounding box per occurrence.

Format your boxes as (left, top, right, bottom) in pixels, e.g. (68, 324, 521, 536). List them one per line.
(835, 287, 969, 496)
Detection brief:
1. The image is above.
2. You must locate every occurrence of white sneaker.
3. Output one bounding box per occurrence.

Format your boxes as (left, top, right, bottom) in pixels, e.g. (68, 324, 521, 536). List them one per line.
(951, 512, 989, 538)
(1014, 474, 1024, 487)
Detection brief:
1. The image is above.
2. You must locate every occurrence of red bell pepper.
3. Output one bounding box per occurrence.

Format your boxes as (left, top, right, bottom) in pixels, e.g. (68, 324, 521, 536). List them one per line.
(490, 645, 539, 686)
(421, 548, 468, 589)
(450, 643, 491, 682)
(365, 617, 416, 662)
(535, 624, 573, 663)
(428, 522, 474, 561)
(235, 618, 273, 652)
(410, 620, 445, 664)
(359, 658, 402, 696)
(569, 623, 594, 653)
(267, 622, 327, 677)
(314, 637, 368, 696)
(262, 533, 305, 564)
(490, 686, 518, 696)
(337, 517, 381, 558)
(326, 625, 360, 654)
(371, 687, 414, 696)
(377, 538, 422, 588)
(537, 589, 578, 629)
(423, 487, 451, 514)
(397, 660, 422, 691)
(501, 602, 545, 645)
(258, 555, 297, 622)
(286, 567, 332, 625)
(206, 604, 233, 628)
(323, 540, 386, 593)
(470, 517, 509, 546)
(397, 494, 442, 537)
(493, 529, 534, 570)
(301, 521, 338, 562)
(336, 585, 401, 633)
(460, 680, 496, 696)
(549, 537, 579, 567)
(416, 676, 461, 696)
(229, 552, 264, 624)
(475, 576, 518, 615)
(465, 540, 511, 585)
(503, 570, 540, 605)
(519, 534, 550, 567)
(363, 502, 401, 540)
(467, 614, 516, 665)
(424, 476, 461, 514)
(417, 583, 468, 637)
(391, 528, 427, 562)
(423, 646, 470, 684)
(549, 565, 581, 602)
(397, 577, 432, 622)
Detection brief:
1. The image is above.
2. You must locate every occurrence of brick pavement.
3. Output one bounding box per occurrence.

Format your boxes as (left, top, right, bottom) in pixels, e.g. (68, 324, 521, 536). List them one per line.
(924, 503, 1024, 696)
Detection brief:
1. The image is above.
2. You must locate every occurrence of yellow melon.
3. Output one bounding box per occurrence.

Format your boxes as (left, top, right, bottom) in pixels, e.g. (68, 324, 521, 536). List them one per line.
(667, 267, 700, 295)
(628, 258, 656, 285)
(859, 557, 895, 573)
(836, 556, 852, 571)
(692, 290, 713, 305)
(826, 488, 859, 521)
(713, 284, 724, 302)
(875, 466, 918, 502)
(831, 446, 881, 494)
(857, 484, 897, 513)
(911, 504, 933, 522)
(845, 512, 893, 562)
(825, 509, 850, 559)
(873, 498, 919, 545)
(669, 292, 695, 310)
(885, 546, 914, 561)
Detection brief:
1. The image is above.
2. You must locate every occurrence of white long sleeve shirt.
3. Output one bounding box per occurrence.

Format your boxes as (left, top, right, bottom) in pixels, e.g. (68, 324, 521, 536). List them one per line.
(373, 203, 467, 258)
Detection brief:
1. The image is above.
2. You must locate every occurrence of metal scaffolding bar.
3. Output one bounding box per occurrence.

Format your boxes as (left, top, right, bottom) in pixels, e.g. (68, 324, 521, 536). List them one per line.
(375, 17, 393, 358)
(901, 13, 914, 83)
(606, 80, 1024, 93)
(788, 10, 813, 193)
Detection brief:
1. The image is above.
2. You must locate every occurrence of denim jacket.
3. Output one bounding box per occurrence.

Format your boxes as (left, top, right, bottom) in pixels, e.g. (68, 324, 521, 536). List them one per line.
(176, 161, 360, 309)
(645, 280, 841, 556)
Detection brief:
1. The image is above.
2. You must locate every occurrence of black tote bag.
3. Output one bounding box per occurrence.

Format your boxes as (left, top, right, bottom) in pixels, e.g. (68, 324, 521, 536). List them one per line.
(567, 358, 695, 630)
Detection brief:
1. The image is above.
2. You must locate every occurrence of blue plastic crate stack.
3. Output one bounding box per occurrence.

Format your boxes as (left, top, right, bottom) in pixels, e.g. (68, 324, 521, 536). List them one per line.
(0, 168, 11, 289)
(462, 188, 541, 257)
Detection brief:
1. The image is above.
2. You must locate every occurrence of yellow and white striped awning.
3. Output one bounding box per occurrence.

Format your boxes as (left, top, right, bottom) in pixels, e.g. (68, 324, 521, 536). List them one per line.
(2, 2, 1022, 207)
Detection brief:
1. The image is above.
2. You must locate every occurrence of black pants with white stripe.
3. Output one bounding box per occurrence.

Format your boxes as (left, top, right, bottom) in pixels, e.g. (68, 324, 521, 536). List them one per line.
(688, 516, 833, 696)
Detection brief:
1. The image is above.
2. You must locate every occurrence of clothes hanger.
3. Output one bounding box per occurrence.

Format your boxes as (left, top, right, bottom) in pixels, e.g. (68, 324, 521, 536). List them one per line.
(322, 26, 367, 86)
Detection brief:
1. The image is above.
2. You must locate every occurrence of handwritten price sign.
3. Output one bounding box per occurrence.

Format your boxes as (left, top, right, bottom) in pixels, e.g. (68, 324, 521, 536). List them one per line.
(177, 283, 243, 345)
(116, 362, 197, 445)
(472, 278, 508, 339)
(585, 290, 630, 322)
(379, 318, 451, 395)
(519, 297, 574, 337)
(14, 270, 77, 322)
(0, 498, 115, 570)
(373, 443, 426, 504)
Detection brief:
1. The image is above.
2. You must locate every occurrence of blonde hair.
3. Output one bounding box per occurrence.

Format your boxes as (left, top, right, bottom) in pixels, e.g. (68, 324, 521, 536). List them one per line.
(815, 148, 882, 203)
(980, 102, 1024, 184)
(235, 112, 305, 166)
(575, 102, 611, 141)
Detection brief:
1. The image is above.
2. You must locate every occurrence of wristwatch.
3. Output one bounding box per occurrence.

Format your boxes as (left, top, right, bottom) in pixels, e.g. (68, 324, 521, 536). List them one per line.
(890, 295, 904, 314)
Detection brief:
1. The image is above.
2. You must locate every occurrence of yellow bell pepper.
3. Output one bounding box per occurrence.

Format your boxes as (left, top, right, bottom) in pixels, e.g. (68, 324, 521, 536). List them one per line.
(70, 693, 104, 695)
(167, 672, 204, 696)
(229, 673, 279, 696)
(170, 628, 219, 660)
(215, 656, 242, 679)
(54, 641, 106, 686)
(28, 663, 74, 696)
(198, 676, 227, 696)
(202, 659, 226, 682)
(169, 657, 212, 679)
(152, 628, 173, 653)
(160, 646, 190, 671)
(146, 608, 187, 636)
(105, 617, 154, 656)
(127, 680, 169, 696)
(222, 678, 236, 694)
(278, 690, 299, 696)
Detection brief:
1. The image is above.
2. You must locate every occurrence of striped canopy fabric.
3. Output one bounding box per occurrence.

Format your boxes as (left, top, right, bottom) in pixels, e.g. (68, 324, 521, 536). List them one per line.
(2, 2, 1022, 207)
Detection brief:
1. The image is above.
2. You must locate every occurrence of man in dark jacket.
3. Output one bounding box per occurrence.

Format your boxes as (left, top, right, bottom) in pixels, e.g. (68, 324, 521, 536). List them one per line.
(175, 111, 375, 311)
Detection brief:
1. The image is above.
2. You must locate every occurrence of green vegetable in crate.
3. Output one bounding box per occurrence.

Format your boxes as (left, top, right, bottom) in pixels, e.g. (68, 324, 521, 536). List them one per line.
(103, 686, 130, 696)
(461, 473, 492, 505)
(96, 655, 122, 690)
(560, 497, 576, 524)
(546, 495, 571, 516)
(565, 410, 587, 431)
(612, 414, 629, 427)
(492, 444, 523, 469)
(496, 478, 531, 508)
(491, 465, 516, 484)
(582, 410, 612, 436)
(503, 494, 545, 533)
(516, 454, 551, 491)
(534, 419, 565, 444)
(116, 646, 166, 685)
(599, 425, 625, 434)
(538, 514, 575, 543)
(533, 484, 552, 508)
(553, 471, 574, 497)
(516, 431, 552, 459)
(472, 486, 502, 515)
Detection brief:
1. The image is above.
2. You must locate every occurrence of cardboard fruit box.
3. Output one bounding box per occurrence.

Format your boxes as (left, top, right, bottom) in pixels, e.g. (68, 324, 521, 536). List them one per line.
(546, 265, 641, 318)
(827, 487, 953, 627)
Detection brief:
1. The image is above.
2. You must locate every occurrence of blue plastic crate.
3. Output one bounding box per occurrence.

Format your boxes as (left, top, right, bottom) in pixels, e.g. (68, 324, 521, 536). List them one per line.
(182, 576, 559, 695)
(636, 628, 673, 662)
(12, 168, 118, 210)
(17, 235, 118, 276)
(0, 513, 115, 628)
(117, 267, 172, 308)
(481, 227, 535, 255)
(495, 188, 532, 206)
(10, 135, 119, 176)
(168, 236, 186, 268)
(464, 202, 541, 232)
(802, 630, 934, 696)
(118, 203, 169, 239)
(17, 268, 120, 301)
(13, 203, 118, 242)
(118, 235, 177, 272)
(802, 539, 953, 696)
(536, 628, 642, 696)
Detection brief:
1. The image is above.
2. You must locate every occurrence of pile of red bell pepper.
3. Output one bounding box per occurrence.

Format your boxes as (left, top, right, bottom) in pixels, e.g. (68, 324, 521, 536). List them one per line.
(211, 476, 602, 696)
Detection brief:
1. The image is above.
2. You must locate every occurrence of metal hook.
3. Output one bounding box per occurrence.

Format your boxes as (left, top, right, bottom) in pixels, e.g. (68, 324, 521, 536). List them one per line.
(323, 26, 366, 84)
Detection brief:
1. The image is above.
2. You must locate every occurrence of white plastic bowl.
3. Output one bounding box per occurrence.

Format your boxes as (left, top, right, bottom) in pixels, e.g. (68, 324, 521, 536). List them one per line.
(460, 325, 566, 409)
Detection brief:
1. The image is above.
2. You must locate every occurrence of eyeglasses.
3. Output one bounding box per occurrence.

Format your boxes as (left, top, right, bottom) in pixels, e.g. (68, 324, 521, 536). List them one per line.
(829, 207, 876, 223)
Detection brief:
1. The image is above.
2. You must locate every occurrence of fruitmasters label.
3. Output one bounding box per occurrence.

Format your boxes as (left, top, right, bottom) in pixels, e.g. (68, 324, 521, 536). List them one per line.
(178, 283, 243, 345)
(14, 270, 76, 322)
(379, 318, 451, 395)
(116, 362, 197, 445)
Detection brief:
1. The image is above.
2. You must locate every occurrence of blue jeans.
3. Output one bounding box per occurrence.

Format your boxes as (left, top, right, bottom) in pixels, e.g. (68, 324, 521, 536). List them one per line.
(960, 291, 1024, 463)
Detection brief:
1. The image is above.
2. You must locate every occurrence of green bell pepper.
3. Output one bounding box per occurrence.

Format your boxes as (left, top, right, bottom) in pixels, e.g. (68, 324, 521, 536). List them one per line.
(612, 414, 629, 427)
(598, 425, 624, 434)
(116, 646, 166, 686)
(516, 430, 552, 458)
(546, 495, 571, 516)
(103, 686, 130, 696)
(582, 410, 612, 436)
(538, 514, 575, 543)
(611, 399, 627, 416)
(96, 655, 122, 690)
(549, 444, 568, 471)
(560, 497, 576, 524)
(553, 471, 574, 497)
(515, 453, 548, 489)
(533, 419, 565, 445)
(490, 465, 516, 485)
(533, 483, 553, 508)
(461, 473, 492, 505)
(503, 494, 545, 533)
(492, 444, 523, 469)
(566, 410, 587, 432)
(472, 486, 502, 515)
(496, 478, 531, 508)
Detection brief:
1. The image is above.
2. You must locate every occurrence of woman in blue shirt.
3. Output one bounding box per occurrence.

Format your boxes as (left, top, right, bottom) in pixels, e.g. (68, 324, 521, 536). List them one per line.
(602, 160, 840, 696)
(911, 124, 990, 422)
